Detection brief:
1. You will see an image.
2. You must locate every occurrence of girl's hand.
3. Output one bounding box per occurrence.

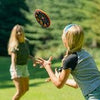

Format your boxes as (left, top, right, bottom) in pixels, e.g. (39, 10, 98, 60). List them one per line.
(35, 56, 53, 68)
(29, 55, 37, 67)
(13, 71, 18, 78)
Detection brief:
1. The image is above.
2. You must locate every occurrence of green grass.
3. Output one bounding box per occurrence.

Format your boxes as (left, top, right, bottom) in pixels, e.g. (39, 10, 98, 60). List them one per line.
(0, 57, 84, 100)
(0, 49, 100, 100)
(0, 79, 84, 100)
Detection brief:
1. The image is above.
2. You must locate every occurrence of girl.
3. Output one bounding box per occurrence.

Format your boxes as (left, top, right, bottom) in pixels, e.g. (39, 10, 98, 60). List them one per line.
(8, 24, 33, 100)
(35, 24, 100, 100)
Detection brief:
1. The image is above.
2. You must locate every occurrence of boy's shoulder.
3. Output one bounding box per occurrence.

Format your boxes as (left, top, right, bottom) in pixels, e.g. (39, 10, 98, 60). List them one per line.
(64, 53, 78, 62)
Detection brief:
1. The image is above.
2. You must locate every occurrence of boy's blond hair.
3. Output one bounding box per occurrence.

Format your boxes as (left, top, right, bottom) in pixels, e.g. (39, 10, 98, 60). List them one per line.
(62, 24, 84, 55)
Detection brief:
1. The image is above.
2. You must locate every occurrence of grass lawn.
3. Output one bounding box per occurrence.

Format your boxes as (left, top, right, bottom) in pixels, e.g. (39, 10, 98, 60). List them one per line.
(0, 49, 100, 100)
(0, 79, 84, 100)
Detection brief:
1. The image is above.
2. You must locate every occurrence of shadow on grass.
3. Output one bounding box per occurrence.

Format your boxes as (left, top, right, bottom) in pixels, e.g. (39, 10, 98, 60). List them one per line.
(0, 81, 46, 89)
(0, 84, 14, 89)
(29, 81, 46, 87)
(0, 57, 61, 89)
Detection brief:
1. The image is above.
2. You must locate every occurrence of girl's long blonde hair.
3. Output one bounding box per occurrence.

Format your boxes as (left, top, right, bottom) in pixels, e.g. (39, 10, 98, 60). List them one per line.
(8, 24, 24, 55)
(62, 24, 84, 59)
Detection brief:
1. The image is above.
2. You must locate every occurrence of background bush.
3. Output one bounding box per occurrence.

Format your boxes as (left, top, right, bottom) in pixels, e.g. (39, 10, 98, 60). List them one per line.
(0, 0, 100, 58)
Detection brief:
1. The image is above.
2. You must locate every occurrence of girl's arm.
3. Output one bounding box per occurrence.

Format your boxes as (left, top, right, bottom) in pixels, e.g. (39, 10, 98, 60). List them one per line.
(11, 53, 17, 78)
(29, 55, 33, 59)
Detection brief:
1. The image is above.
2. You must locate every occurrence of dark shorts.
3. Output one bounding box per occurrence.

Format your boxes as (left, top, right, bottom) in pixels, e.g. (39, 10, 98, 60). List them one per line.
(85, 85, 100, 100)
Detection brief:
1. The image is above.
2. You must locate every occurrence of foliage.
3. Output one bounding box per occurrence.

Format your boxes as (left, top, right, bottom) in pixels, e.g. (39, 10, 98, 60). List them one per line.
(0, 0, 31, 56)
(0, 0, 100, 57)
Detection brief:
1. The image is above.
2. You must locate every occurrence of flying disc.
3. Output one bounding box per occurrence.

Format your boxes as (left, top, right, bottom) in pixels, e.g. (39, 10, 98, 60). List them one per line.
(34, 9, 51, 28)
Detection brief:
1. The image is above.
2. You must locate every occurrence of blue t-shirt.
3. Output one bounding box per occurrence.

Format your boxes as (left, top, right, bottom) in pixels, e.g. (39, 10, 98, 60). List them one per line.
(58, 53, 78, 72)
(62, 53, 78, 71)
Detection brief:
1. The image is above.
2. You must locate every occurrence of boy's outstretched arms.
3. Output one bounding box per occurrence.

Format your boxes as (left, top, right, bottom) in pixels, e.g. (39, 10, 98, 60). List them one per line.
(35, 57, 71, 89)
(45, 68, 78, 89)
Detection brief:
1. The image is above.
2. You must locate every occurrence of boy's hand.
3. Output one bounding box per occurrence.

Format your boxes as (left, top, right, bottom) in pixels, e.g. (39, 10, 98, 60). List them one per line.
(55, 68, 60, 78)
(34, 56, 53, 68)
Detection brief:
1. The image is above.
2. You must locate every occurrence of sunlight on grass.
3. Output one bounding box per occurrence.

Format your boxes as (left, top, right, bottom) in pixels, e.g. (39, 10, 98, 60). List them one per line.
(0, 79, 84, 100)
(0, 48, 100, 100)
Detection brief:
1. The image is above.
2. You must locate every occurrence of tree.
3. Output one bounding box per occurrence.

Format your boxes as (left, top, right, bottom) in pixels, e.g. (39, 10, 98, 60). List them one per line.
(0, 0, 31, 56)
(25, 0, 100, 58)
(1, 0, 100, 57)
